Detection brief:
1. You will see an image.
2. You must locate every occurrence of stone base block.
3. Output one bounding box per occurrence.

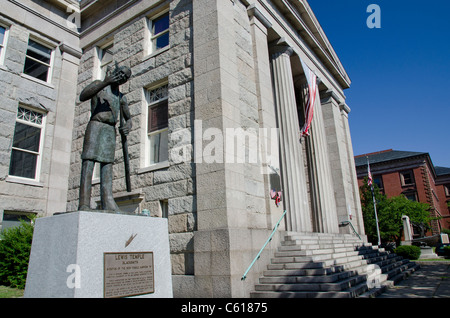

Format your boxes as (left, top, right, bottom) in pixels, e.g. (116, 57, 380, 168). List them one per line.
(419, 246, 439, 259)
(24, 211, 172, 298)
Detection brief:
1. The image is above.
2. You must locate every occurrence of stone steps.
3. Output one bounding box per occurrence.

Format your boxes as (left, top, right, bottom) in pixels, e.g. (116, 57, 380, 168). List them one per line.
(250, 232, 419, 298)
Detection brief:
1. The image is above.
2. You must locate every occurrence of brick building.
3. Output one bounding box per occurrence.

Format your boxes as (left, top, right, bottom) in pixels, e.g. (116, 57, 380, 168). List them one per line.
(355, 149, 450, 236)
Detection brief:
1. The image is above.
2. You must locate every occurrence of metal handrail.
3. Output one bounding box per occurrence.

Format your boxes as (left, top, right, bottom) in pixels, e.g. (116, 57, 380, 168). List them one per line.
(340, 220, 362, 240)
(241, 210, 287, 281)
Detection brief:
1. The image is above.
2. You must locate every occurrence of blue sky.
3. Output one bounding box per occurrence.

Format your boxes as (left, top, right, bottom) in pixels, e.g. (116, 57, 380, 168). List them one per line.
(307, 0, 450, 167)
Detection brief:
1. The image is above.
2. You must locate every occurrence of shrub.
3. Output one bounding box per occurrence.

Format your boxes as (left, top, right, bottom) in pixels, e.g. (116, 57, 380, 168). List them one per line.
(394, 245, 421, 260)
(0, 219, 34, 289)
(444, 246, 450, 258)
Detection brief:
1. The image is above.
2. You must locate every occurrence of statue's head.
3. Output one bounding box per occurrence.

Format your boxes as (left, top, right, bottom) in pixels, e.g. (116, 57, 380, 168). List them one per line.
(115, 65, 132, 85)
(107, 62, 132, 85)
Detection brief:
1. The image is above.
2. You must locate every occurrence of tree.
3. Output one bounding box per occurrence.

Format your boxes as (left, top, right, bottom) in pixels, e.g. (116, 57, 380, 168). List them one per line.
(378, 196, 430, 244)
(360, 178, 430, 245)
(360, 177, 386, 244)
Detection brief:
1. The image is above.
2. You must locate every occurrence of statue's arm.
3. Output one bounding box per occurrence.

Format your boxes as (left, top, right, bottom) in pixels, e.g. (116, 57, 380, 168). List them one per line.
(79, 80, 108, 102)
(79, 71, 121, 101)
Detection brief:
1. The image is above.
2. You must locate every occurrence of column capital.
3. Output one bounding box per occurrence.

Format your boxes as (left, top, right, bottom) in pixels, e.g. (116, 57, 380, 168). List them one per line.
(269, 39, 294, 59)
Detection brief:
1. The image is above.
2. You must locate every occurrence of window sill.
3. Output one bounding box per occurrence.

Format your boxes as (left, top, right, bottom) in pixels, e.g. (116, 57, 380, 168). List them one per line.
(20, 73, 54, 89)
(137, 161, 169, 174)
(6, 176, 44, 187)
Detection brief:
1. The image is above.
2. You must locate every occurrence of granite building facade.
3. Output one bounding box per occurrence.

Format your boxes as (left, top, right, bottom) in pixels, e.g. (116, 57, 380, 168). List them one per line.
(0, 0, 81, 228)
(1, 0, 364, 297)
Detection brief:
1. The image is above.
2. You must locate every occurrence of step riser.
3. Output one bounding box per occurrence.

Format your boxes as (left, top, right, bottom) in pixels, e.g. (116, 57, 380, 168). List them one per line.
(251, 234, 417, 298)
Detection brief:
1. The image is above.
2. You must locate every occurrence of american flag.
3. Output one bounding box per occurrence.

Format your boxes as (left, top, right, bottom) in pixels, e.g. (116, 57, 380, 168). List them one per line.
(367, 157, 373, 187)
(300, 59, 317, 137)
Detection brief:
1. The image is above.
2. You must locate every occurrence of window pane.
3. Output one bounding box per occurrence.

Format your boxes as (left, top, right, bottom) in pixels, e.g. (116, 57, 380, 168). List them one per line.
(12, 122, 41, 152)
(149, 130, 168, 164)
(9, 149, 37, 179)
(2, 213, 32, 230)
(153, 14, 169, 35)
(148, 85, 168, 103)
(24, 57, 49, 81)
(17, 107, 43, 125)
(159, 129, 169, 162)
(402, 172, 413, 185)
(154, 32, 169, 50)
(0, 26, 5, 44)
(27, 40, 51, 64)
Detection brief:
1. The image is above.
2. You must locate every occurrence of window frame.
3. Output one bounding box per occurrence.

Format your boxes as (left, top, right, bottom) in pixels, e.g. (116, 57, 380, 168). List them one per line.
(8, 106, 47, 182)
(147, 10, 170, 55)
(145, 83, 169, 167)
(0, 24, 10, 66)
(97, 42, 114, 80)
(23, 37, 55, 84)
(444, 185, 450, 197)
(400, 170, 415, 186)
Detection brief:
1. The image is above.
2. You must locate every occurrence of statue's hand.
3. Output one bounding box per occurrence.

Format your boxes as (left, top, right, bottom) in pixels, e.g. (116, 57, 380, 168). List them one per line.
(104, 71, 122, 85)
(119, 120, 132, 136)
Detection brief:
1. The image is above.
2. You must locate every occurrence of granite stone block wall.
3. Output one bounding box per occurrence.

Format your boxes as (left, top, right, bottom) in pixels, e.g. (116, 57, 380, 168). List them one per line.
(66, 0, 196, 291)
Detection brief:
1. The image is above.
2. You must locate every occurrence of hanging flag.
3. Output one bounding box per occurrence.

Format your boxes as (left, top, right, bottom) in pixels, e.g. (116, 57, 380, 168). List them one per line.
(300, 59, 318, 137)
(367, 157, 373, 188)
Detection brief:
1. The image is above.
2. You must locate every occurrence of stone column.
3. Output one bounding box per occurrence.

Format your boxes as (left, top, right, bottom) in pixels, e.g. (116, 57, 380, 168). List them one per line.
(306, 88, 339, 234)
(248, 4, 284, 230)
(46, 43, 81, 214)
(321, 90, 365, 236)
(270, 45, 311, 232)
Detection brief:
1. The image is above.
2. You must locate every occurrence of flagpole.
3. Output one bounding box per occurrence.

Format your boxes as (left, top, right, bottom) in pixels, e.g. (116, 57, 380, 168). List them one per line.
(367, 157, 381, 246)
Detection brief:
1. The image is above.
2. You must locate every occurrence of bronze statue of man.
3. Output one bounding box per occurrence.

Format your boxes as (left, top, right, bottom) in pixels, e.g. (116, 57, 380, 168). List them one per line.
(78, 64, 132, 211)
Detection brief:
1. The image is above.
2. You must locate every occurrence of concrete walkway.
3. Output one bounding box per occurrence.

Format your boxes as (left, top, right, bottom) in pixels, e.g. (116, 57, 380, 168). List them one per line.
(377, 261, 450, 298)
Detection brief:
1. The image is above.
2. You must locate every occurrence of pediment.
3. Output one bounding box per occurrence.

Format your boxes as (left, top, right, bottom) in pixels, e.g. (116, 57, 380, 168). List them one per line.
(271, 0, 351, 89)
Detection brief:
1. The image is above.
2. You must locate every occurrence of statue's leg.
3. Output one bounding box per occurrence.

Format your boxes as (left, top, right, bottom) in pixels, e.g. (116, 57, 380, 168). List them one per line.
(79, 160, 95, 210)
(100, 162, 120, 211)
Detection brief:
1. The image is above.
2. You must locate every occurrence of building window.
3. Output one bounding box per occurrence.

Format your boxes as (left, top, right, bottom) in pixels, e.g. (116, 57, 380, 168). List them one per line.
(444, 185, 450, 197)
(373, 175, 383, 190)
(23, 38, 53, 82)
(0, 25, 9, 65)
(9, 106, 46, 180)
(160, 200, 168, 218)
(98, 42, 113, 79)
(403, 191, 417, 202)
(148, 12, 169, 53)
(146, 84, 169, 166)
(1, 211, 33, 231)
(400, 170, 415, 186)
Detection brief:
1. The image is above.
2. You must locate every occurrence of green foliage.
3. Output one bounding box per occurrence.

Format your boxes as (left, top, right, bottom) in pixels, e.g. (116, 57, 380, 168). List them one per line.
(360, 178, 431, 245)
(0, 218, 35, 289)
(444, 246, 450, 258)
(360, 177, 386, 244)
(394, 245, 421, 260)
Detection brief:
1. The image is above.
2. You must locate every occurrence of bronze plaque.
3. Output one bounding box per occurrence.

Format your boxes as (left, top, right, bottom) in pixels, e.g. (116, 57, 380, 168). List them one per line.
(103, 252, 154, 298)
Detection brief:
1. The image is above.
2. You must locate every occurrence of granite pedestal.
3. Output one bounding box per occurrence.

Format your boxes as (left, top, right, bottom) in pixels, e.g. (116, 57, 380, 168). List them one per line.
(24, 211, 172, 298)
